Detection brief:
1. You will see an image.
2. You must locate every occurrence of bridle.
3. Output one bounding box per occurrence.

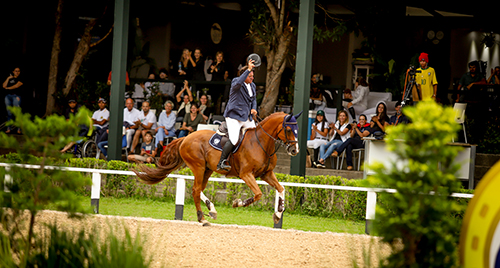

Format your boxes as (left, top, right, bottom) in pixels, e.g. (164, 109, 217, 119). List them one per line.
(254, 115, 298, 159)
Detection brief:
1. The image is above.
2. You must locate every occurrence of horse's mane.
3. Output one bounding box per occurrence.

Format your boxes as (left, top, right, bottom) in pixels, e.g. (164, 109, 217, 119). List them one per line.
(259, 112, 286, 126)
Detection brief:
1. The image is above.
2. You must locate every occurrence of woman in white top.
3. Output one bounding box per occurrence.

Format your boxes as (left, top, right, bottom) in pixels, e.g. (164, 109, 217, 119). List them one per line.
(345, 78, 370, 121)
(306, 110, 329, 167)
(317, 110, 351, 167)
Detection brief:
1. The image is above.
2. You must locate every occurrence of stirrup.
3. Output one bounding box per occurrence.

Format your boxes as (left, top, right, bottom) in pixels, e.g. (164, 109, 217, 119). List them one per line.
(217, 159, 231, 171)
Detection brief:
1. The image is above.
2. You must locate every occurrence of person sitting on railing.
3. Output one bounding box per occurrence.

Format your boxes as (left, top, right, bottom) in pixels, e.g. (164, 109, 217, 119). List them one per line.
(306, 110, 329, 168)
(330, 114, 371, 170)
(177, 102, 205, 138)
(343, 77, 370, 121)
(317, 110, 351, 168)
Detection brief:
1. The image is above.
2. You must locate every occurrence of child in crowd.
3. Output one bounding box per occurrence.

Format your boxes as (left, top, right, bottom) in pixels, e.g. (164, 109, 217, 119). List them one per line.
(127, 131, 156, 163)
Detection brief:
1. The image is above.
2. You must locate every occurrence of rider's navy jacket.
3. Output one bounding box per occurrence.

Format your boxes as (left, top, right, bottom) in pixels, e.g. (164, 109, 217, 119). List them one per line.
(223, 69, 257, 122)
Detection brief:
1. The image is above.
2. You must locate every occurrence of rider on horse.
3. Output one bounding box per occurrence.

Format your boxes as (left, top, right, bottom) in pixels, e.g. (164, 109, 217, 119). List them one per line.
(217, 59, 258, 171)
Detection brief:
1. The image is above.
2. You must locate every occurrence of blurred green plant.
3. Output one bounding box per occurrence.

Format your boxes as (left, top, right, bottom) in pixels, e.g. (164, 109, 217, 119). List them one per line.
(367, 101, 464, 267)
(0, 107, 151, 267)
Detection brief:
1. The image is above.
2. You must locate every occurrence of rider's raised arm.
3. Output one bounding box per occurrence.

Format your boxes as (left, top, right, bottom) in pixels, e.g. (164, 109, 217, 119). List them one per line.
(230, 69, 250, 91)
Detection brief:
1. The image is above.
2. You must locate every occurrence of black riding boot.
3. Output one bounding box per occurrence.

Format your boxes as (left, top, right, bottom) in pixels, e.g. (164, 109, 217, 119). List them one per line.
(217, 141, 234, 171)
(348, 107, 356, 123)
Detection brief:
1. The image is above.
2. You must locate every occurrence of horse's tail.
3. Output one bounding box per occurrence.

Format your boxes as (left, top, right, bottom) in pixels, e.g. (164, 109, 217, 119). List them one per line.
(133, 137, 185, 185)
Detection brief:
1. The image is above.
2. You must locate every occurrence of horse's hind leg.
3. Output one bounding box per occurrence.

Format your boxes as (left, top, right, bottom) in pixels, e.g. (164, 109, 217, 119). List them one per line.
(200, 169, 217, 220)
(261, 171, 285, 224)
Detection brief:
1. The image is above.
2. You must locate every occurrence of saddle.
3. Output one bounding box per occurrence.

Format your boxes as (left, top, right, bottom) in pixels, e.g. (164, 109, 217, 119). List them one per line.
(208, 121, 247, 153)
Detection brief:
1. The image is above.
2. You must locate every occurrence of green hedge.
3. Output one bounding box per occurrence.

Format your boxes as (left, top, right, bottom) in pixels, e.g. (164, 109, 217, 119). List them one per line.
(0, 153, 473, 222)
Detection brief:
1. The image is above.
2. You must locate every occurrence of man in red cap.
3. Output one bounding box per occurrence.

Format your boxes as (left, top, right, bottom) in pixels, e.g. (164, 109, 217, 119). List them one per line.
(416, 52, 438, 101)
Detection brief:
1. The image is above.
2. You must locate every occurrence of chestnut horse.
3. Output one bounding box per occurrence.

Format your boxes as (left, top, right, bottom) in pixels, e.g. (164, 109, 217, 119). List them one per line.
(134, 112, 301, 226)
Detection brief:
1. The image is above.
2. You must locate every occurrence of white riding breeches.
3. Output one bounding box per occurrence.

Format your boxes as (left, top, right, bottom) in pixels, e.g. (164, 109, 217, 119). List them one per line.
(225, 117, 256, 145)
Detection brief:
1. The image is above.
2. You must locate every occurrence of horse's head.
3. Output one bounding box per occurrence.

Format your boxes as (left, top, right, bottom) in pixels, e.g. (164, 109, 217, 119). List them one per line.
(279, 111, 302, 156)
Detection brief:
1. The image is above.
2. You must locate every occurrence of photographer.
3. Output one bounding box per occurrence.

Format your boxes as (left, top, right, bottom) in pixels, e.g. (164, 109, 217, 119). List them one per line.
(2, 67, 23, 134)
(416, 52, 438, 101)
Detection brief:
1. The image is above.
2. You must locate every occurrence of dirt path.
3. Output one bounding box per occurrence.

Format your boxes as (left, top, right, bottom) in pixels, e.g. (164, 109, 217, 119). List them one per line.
(33, 210, 391, 267)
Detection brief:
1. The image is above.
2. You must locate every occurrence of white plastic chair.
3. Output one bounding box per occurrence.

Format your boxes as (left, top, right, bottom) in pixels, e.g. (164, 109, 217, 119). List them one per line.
(452, 103, 467, 144)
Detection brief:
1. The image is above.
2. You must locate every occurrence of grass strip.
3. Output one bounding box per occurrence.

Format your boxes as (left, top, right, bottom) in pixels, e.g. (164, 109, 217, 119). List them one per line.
(77, 196, 365, 234)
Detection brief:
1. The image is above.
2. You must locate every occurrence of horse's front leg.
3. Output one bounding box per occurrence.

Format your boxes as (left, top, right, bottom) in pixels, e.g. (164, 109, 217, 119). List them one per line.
(200, 191, 217, 220)
(232, 173, 262, 208)
(261, 171, 285, 224)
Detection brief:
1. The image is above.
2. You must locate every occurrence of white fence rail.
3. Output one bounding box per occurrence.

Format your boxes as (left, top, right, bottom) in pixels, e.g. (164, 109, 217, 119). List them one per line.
(0, 163, 474, 233)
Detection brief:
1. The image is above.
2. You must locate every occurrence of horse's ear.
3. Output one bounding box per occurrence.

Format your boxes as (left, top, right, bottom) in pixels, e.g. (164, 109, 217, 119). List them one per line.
(293, 111, 303, 120)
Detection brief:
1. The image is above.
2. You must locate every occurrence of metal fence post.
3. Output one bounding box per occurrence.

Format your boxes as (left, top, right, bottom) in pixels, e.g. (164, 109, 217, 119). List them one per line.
(175, 178, 186, 220)
(91, 172, 101, 214)
(365, 190, 377, 234)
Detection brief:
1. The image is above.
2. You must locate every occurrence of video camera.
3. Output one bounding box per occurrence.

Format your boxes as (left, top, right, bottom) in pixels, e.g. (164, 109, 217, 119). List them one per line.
(408, 65, 421, 76)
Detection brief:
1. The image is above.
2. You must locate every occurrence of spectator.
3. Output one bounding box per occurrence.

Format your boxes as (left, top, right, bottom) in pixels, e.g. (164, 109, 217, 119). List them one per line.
(107, 71, 130, 86)
(416, 52, 438, 101)
(198, 94, 214, 122)
(207, 51, 227, 103)
(370, 101, 390, 134)
(123, 98, 141, 150)
(178, 48, 195, 81)
(178, 102, 205, 138)
(60, 99, 89, 153)
(92, 98, 109, 130)
(306, 110, 329, 168)
(309, 73, 325, 111)
(97, 128, 127, 159)
(457, 61, 486, 102)
(127, 131, 156, 163)
(155, 100, 176, 153)
(389, 101, 409, 126)
(487, 66, 500, 84)
(192, 48, 206, 81)
(158, 68, 175, 103)
(176, 80, 193, 121)
(317, 110, 351, 168)
(2, 67, 23, 134)
(130, 101, 157, 154)
(344, 77, 370, 121)
(207, 51, 226, 82)
(330, 114, 372, 170)
(130, 72, 155, 107)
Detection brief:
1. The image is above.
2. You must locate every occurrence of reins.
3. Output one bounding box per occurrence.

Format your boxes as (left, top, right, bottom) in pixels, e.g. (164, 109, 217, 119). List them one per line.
(253, 114, 297, 173)
(254, 115, 283, 158)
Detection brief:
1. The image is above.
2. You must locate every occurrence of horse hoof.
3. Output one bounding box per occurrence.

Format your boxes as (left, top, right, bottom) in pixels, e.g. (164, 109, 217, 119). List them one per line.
(273, 212, 281, 224)
(209, 211, 217, 220)
(201, 220, 211, 227)
(232, 199, 243, 208)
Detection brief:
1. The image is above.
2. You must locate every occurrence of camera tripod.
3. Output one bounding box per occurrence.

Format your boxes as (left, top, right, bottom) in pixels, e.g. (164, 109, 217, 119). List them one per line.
(402, 66, 421, 107)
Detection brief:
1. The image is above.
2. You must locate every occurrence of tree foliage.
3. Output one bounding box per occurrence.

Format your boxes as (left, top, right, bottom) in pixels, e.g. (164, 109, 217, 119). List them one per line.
(247, 0, 348, 117)
(368, 101, 464, 267)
